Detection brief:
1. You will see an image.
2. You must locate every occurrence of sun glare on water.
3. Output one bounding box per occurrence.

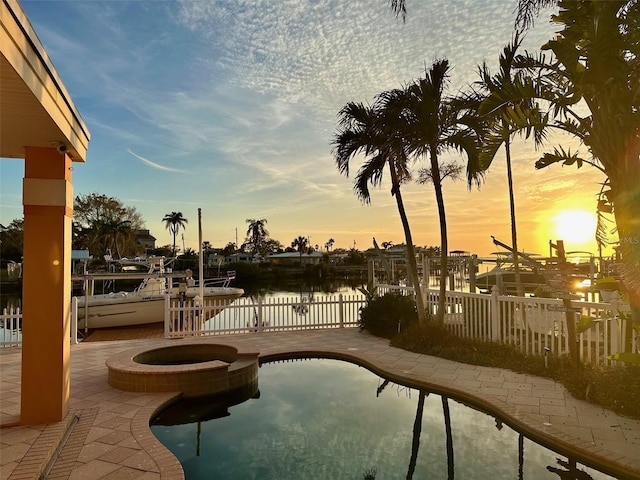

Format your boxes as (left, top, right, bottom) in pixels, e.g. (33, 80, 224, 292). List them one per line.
(552, 209, 598, 249)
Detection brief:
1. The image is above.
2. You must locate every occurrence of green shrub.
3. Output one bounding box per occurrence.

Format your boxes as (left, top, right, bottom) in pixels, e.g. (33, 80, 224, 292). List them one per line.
(359, 292, 417, 339)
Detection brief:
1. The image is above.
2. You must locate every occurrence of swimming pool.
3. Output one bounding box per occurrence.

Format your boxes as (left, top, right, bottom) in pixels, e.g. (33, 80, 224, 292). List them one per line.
(151, 358, 617, 479)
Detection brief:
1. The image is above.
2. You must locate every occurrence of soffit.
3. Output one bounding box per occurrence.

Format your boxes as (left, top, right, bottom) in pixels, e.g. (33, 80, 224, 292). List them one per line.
(1, 0, 90, 162)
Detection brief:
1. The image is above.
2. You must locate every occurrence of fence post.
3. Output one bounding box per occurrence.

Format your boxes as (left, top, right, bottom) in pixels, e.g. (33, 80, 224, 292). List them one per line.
(339, 293, 344, 328)
(164, 293, 170, 338)
(70, 297, 78, 344)
(609, 291, 621, 355)
(257, 296, 263, 332)
(490, 286, 500, 342)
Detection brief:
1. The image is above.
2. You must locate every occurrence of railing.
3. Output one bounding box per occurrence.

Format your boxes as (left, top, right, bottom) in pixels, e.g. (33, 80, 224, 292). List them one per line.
(164, 293, 365, 338)
(377, 284, 634, 366)
(4, 287, 635, 367)
(0, 306, 22, 347)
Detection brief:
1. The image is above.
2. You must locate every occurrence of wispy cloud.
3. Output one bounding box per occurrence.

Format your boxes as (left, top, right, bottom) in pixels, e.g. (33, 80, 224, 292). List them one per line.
(128, 149, 187, 173)
(8, 0, 574, 254)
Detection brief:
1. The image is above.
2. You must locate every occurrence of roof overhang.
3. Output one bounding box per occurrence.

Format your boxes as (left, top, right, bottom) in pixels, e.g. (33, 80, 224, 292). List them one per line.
(1, 0, 90, 162)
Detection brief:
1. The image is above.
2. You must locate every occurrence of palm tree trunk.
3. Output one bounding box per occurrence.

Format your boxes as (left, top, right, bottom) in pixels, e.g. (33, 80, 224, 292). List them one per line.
(172, 227, 177, 257)
(431, 148, 448, 324)
(406, 391, 427, 479)
(505, 138, 524, 297)
(390, 167, 427, 323)
(442, 397, 454, 480)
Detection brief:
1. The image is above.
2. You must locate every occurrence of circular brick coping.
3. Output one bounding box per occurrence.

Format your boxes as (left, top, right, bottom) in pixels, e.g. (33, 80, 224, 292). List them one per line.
(106, 342, 259, 398)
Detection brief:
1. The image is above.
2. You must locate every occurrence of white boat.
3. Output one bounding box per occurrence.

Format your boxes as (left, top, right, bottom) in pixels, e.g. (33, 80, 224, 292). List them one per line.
(476, 252, 546, 295)
(75, 258, 244, 329)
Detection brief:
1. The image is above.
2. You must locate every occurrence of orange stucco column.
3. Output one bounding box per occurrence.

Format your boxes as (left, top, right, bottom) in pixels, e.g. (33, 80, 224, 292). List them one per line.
(20, 147, 73, 425)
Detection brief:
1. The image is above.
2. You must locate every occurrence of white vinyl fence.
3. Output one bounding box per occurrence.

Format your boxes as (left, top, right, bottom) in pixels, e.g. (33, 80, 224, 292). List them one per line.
(0, 306, 22, 347)
(377, 284, 635, 366)
(164, 293, 365, 338)
(4, 288, 636, 367)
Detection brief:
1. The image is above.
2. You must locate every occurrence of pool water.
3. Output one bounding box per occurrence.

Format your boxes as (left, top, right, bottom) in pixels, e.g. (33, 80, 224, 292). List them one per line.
(151, 359, 617, 480)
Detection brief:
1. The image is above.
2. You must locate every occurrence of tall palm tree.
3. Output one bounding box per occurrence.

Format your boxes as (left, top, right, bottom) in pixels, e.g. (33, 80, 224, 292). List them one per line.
(245, 218, 269, 256)
(162, 212, 188, 257)
(388, 59, 482, 323)
(333, 99, 427, 322)
(473, 34, 549, 297)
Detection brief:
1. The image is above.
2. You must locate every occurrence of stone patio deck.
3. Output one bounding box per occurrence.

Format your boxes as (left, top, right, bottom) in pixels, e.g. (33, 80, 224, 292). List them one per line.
(1, 328, 639, 479)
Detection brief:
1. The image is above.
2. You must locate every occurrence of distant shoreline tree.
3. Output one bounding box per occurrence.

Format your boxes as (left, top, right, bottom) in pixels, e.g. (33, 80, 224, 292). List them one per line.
(162, 212, 188, 258)
(245, 218, 269, 257)
(291, 236, 309, 265)
(0, 219, 24, 263)
(74, 193, 144, 261)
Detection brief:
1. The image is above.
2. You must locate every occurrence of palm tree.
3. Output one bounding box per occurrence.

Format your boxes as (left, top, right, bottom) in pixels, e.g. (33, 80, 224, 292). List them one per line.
(513, 0, 640, 324)
(291, 236, 308, 265)
(102, 219, 132, 259)
(162, 212, 188, 257)
(388, 59, 482, 323)
(473, 34, 549, 297)
(332, 98, 427, 322)
(245, 218, 269, 256)
(325, 238, 335, 252)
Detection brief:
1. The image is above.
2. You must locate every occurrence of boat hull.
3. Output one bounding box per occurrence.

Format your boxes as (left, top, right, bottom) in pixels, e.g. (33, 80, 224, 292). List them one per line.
(476, 270, 546, 295)
(76, 288, 244, 329)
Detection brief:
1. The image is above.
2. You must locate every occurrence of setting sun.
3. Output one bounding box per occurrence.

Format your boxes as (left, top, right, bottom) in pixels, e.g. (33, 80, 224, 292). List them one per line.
(552, 209, 598, 249)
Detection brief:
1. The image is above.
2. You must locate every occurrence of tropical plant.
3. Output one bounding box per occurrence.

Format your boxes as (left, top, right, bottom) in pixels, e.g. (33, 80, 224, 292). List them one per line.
(162, 211, 188, 257)
(513, 0, 640, 321)
(332, 97, 427, 322)
(357, 281, 379, 302)
(385, 59, 483, 323)
(359, 292, 418, 338)
(473, 33, 549, 297)
(245, 218, 269, 256)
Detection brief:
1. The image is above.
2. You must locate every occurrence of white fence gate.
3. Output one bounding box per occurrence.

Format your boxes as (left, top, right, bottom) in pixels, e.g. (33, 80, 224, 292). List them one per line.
(164, 293, 365, 338)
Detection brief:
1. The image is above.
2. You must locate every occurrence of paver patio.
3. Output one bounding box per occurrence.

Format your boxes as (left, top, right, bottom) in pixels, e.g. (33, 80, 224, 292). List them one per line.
(1, 328, 639, 479)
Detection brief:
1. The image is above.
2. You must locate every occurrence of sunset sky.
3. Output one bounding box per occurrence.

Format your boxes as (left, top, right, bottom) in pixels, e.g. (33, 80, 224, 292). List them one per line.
(0, 0, 611, 258)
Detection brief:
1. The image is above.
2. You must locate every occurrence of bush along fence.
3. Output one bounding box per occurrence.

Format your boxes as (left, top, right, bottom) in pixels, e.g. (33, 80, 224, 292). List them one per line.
(376, 284, 635, 367)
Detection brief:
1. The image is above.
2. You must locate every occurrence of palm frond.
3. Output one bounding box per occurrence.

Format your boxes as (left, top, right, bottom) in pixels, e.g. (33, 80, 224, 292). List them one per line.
(514, 0, 558, 32)
(534, 146, 586, 169)
(388, 0, 406, 22)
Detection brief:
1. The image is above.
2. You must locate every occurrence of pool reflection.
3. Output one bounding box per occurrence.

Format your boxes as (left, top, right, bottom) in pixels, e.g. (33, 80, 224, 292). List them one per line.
(151, 359, 616, 480)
